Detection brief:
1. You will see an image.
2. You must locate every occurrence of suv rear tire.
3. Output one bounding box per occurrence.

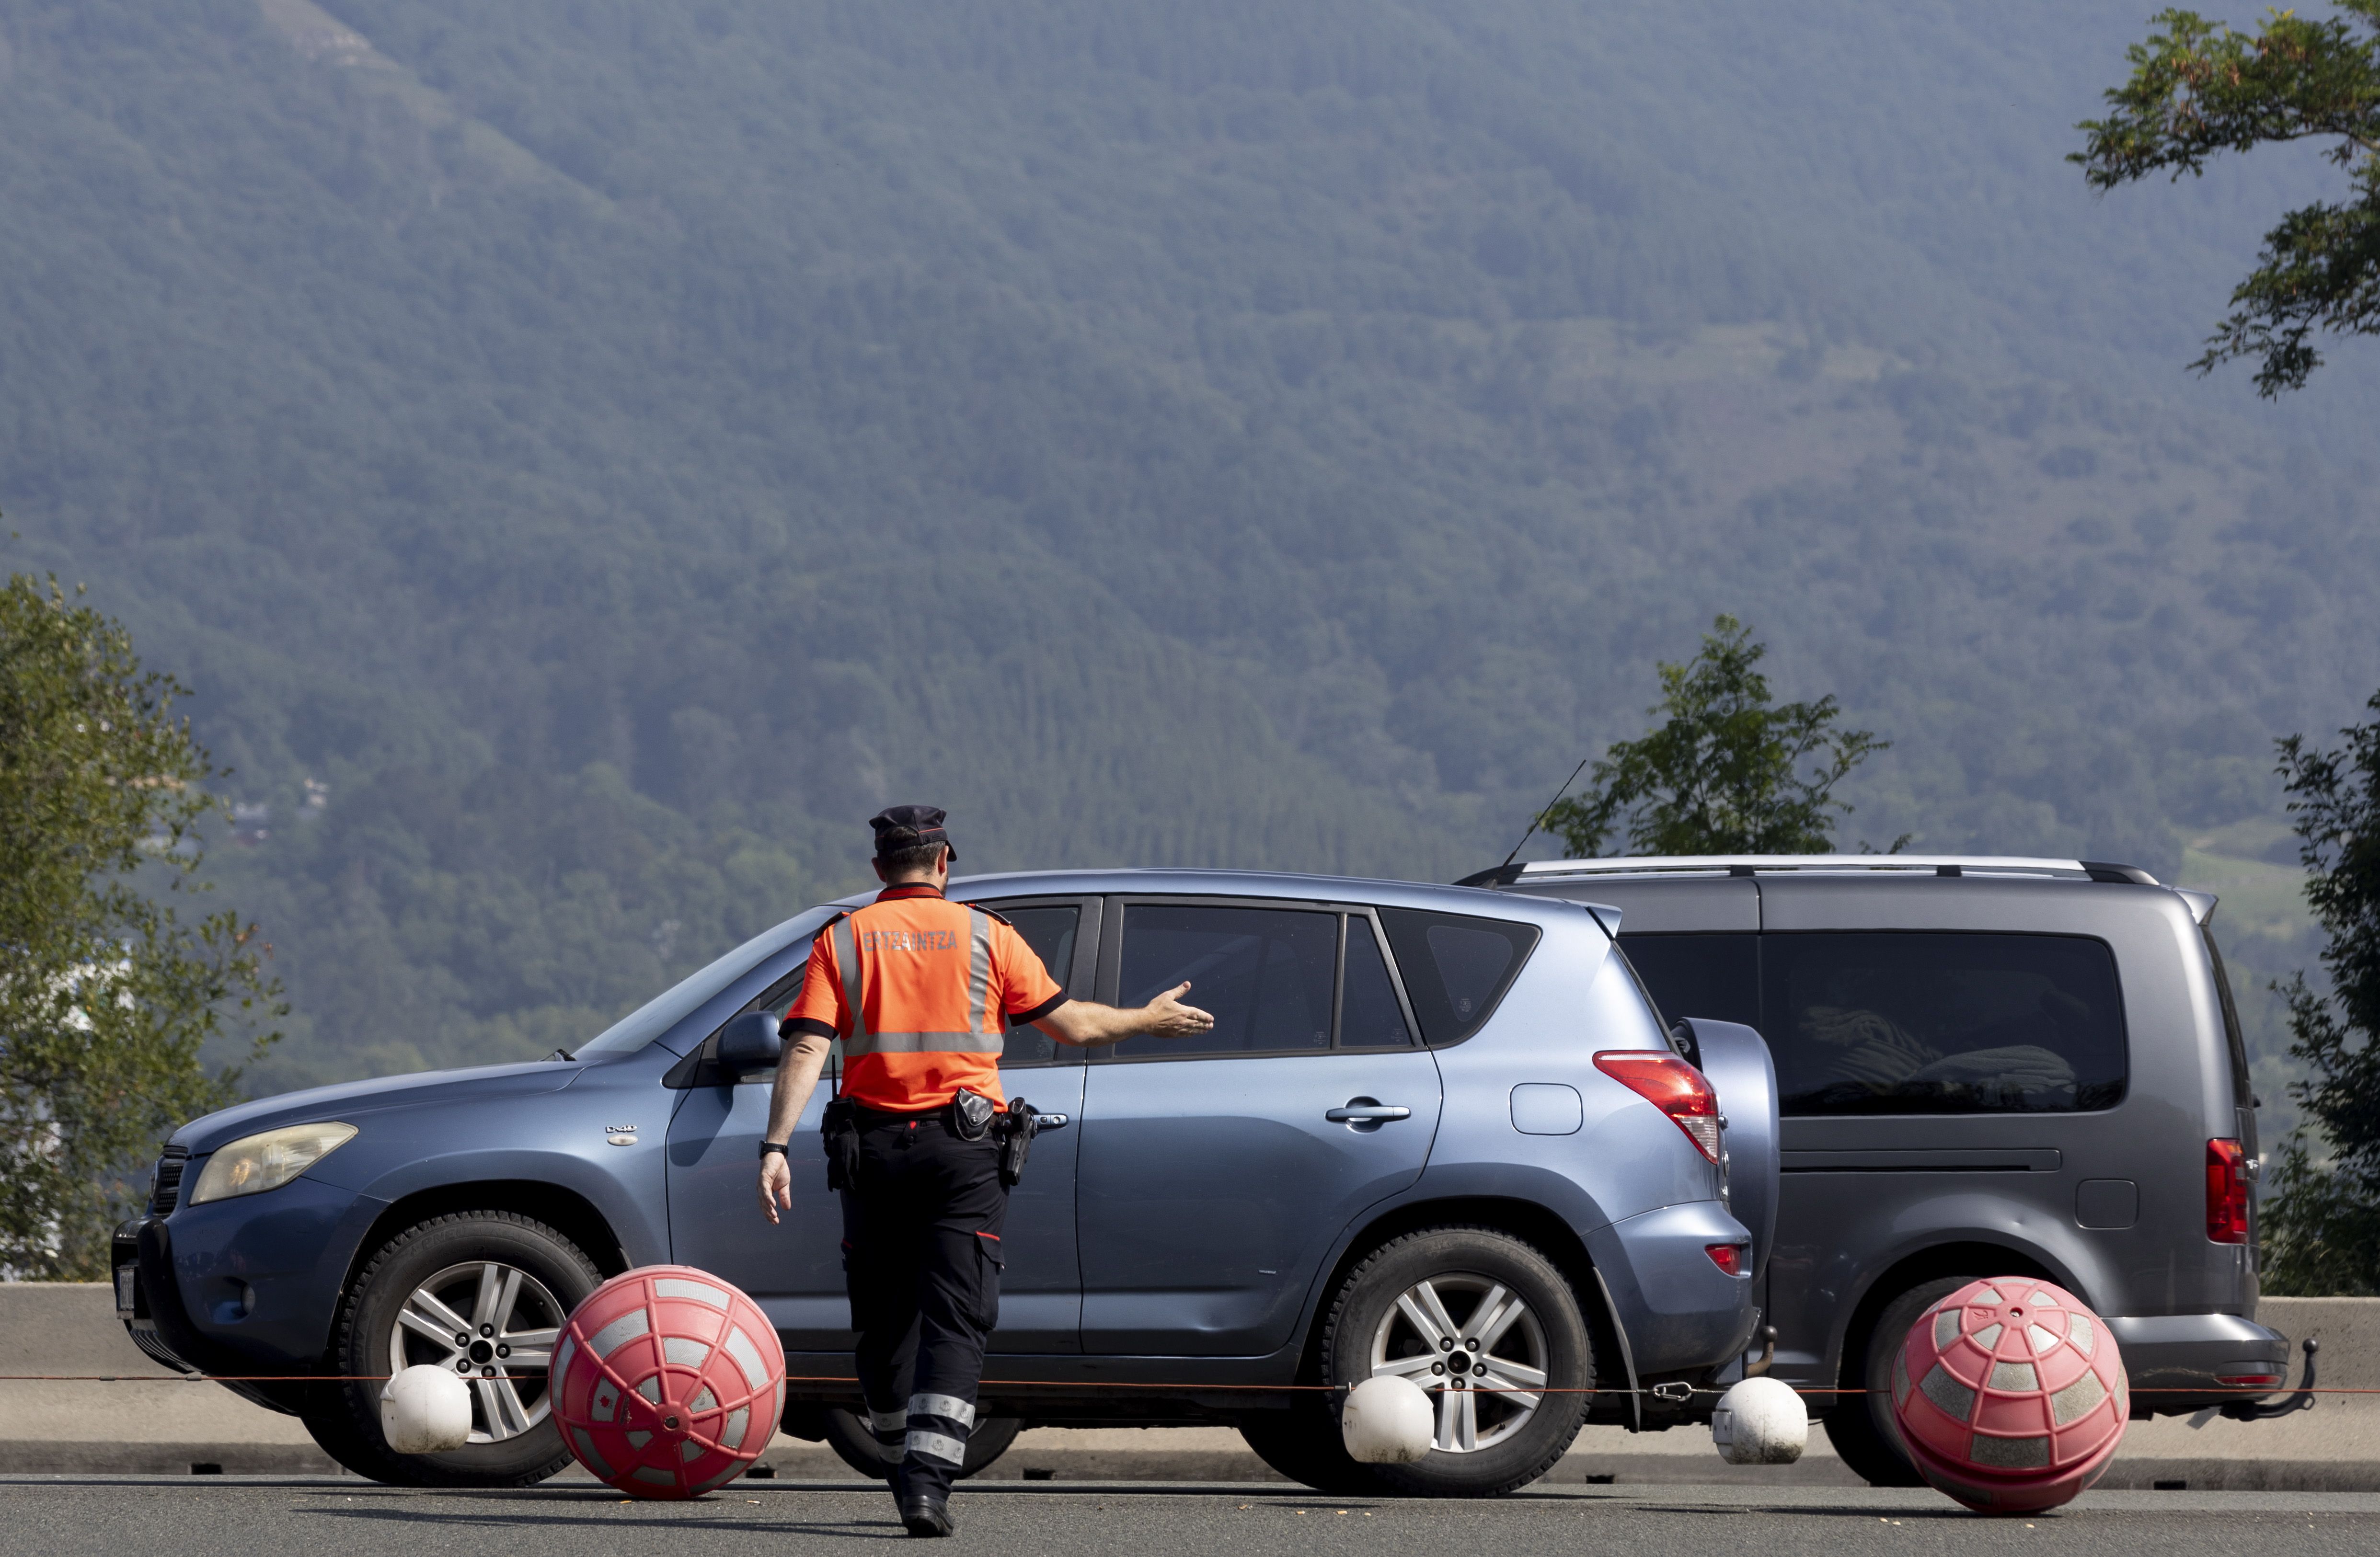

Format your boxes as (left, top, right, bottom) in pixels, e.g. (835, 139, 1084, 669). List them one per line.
(1828, 1274, 1974, 1488)
(820, 1408, 1023, 1480)
(304, 1210, 603, 1487)
(1308, 1226, 1594, 1497)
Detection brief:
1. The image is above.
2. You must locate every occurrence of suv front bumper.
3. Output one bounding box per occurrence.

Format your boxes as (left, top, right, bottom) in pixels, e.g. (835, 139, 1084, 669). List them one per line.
(2107, 1311, 2290, 1415)
(111, 1216, 312, 1418)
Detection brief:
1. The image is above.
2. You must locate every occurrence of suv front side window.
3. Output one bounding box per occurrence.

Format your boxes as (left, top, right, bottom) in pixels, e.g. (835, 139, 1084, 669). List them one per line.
(992, 902, 1085, 1067)
(1763, 932, 2127, 1115)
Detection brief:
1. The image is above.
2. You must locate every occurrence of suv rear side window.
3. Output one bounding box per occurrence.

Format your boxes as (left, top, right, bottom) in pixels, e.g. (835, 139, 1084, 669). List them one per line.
(1764, 933, 2127, 1115)
(1112, 904, 1337, 1057)
(1378, 908, 1540, 1045)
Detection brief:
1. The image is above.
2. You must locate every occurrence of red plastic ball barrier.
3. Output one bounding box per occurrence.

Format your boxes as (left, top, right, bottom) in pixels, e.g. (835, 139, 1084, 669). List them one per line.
(1891, 1276, 2128, 1514)
(551, 1265, 785, 1499)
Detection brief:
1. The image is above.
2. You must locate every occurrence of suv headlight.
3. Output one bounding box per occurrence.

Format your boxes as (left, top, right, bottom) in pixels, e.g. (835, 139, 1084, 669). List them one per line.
(188, 1122, 358, 1205)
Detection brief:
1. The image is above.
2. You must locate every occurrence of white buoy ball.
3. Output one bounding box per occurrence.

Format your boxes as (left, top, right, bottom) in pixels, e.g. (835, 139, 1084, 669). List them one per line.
(1341, 1374, 1436, 1464)
(1711, 1376, 1806, 1465)
(381, 1363, 474, 1454)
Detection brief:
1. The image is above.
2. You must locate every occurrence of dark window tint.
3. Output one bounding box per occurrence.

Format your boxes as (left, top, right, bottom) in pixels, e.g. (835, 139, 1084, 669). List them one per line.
(1114, 904, 1336, 1057)
(1340, 919, 1416, 1049)
(2200, 927, 2254, 1107)
(1378, 908, 1539, 1046)
(993, 904, 1080, 1067)
(1619, 934, 1760, 1029)
(1764, 933, 2127, 1116)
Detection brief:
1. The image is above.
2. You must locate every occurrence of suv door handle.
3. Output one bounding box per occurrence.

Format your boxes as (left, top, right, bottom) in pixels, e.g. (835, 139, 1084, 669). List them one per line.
(1326, 1101, 1412, 1123)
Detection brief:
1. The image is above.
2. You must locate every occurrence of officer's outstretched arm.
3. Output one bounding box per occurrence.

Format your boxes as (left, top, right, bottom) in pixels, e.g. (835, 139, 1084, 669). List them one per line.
(756, 1029, 835, 1225)
(1034, 982, 1215, 1047)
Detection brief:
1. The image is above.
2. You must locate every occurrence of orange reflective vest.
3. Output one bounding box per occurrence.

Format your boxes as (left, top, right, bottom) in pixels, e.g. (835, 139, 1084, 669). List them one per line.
(783, 884, 1065, 1112)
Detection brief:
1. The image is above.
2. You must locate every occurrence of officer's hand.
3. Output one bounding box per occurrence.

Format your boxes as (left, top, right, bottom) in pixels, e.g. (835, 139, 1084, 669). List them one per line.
(758, 1152, 793, 1225)
(1144, 981, 1216, 1038)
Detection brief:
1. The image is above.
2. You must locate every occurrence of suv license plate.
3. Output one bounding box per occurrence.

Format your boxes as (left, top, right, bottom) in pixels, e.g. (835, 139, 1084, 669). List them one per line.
(114, 1265, 138, 1317)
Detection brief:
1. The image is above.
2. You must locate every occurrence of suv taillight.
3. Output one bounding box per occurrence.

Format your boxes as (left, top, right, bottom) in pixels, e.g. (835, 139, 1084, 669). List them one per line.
(2207, 1138, 2250, 1244)
(1594, 1051, 1720, 1162)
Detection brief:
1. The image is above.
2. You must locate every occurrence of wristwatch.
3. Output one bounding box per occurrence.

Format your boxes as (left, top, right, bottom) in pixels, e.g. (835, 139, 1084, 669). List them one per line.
(758, 1141, 790, 1160)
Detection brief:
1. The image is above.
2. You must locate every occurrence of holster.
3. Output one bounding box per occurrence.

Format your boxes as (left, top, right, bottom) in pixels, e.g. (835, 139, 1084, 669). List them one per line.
(820, 1097, 861, 1191)
(995, 1098, 1040, 1189)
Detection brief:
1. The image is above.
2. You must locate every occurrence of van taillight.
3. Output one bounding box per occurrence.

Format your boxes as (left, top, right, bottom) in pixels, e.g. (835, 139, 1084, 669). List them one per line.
(2206, 1138, 2250, 1244)
(1594, 1051, 1721, 1162)
(1705, 1243, 1746, 1276)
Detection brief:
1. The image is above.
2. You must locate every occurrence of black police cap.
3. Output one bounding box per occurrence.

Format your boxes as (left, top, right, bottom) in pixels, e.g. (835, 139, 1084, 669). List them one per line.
(870, 804, 955, 862)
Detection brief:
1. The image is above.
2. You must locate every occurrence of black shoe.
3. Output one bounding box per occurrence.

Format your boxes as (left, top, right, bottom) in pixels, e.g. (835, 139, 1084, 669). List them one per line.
(898, 1494, 955, 1538)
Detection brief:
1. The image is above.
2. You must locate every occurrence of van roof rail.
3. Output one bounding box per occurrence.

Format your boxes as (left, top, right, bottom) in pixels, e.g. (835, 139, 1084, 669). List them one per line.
(1456, 856, 2160, 888)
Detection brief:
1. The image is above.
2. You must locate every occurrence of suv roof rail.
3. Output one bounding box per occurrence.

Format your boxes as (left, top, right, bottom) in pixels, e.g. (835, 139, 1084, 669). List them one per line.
(1456, 855, 2162, 888)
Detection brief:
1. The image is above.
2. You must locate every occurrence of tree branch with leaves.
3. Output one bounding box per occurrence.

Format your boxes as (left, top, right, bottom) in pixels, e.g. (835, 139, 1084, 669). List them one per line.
(2074, 3, 2380, 395)
(0, 572, 280, 1278)
(2259, 691, 2380, 1294)
(1539, 615, 1897, 859)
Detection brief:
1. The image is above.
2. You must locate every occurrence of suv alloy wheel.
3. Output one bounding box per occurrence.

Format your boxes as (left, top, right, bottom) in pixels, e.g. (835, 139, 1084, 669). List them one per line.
(307, 1210, 603, 1486)
(1285, 1226, 1594, 1496)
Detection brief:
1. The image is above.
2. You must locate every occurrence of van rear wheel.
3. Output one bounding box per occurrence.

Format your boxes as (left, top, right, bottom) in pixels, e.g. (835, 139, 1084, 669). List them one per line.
(1830, 1275, 1975, 1488)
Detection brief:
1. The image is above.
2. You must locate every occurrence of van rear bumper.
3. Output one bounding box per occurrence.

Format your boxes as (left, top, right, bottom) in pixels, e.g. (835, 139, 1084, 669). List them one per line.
(2106, 1312, 2290, 1415)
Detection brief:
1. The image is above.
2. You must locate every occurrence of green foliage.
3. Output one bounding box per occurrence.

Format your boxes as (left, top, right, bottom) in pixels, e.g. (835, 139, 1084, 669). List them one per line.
(1539, 616, 1893, 858)
(0, 573, 278, 1278)
(0, 2, 2371, 1095)
(2075, 4, 2380, 394)
(2259, 691, 2380, 1294)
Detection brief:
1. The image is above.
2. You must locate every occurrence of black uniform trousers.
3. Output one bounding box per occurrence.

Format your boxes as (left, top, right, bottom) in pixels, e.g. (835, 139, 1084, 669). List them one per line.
(839, 1106, 1008, 1502)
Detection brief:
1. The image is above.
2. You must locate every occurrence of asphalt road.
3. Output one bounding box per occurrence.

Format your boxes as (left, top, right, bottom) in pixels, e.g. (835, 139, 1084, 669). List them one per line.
(2, 1477, 2373, 1557)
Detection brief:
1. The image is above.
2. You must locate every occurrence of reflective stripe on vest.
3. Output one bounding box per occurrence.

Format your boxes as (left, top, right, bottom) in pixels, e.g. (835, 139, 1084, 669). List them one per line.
(831, 904, 1002, 1058)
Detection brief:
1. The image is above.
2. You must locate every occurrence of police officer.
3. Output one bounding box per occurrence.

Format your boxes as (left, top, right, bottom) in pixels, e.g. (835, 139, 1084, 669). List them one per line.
(756, 806, 1212, 1537)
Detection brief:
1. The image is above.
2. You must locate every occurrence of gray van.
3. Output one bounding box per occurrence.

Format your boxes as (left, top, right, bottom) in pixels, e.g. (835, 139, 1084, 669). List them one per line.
(1461, 854, 2297, 1485)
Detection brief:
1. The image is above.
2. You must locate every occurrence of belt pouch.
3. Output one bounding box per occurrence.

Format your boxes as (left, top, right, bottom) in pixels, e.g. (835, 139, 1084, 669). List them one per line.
(949, 1088, 996, 1141)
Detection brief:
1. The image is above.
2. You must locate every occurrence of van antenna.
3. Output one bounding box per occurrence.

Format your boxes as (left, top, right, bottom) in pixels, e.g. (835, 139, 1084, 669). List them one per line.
(1496, 755, 1593, 873)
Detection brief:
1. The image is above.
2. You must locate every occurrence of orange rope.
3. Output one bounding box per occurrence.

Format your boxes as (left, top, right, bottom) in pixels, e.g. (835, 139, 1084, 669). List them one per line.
(6, 1374, 2371, 1397)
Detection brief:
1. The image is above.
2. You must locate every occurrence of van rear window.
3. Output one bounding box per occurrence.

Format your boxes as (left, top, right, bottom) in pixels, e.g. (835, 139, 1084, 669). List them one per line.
(1619, 933, 1759, 1030)
(1764, 933, 2127, 1115)
(1378, 908, 1540, 1046)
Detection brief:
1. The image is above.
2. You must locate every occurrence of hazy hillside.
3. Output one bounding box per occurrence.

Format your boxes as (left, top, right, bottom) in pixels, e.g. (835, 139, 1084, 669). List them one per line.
(0, 0, 2369, 1091)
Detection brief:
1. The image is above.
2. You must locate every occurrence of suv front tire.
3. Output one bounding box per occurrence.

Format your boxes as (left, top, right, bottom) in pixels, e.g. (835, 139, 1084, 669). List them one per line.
(305, 1210, 603, 1487)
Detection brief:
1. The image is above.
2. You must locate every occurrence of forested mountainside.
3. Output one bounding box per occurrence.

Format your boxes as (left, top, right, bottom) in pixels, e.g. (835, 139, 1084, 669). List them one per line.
(0, 0, 2369, 1093)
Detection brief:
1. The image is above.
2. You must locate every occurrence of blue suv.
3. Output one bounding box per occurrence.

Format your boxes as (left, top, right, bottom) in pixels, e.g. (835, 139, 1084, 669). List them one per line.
(118, 871, 1773, 1496)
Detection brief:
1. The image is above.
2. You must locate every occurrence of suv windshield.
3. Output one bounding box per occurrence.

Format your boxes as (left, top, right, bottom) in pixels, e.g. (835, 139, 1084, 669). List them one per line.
(569, 907, 840, 1058)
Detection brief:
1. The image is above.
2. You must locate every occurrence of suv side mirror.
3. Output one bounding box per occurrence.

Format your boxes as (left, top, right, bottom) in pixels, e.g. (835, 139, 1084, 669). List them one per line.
(717, 1010, 784, 1072)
